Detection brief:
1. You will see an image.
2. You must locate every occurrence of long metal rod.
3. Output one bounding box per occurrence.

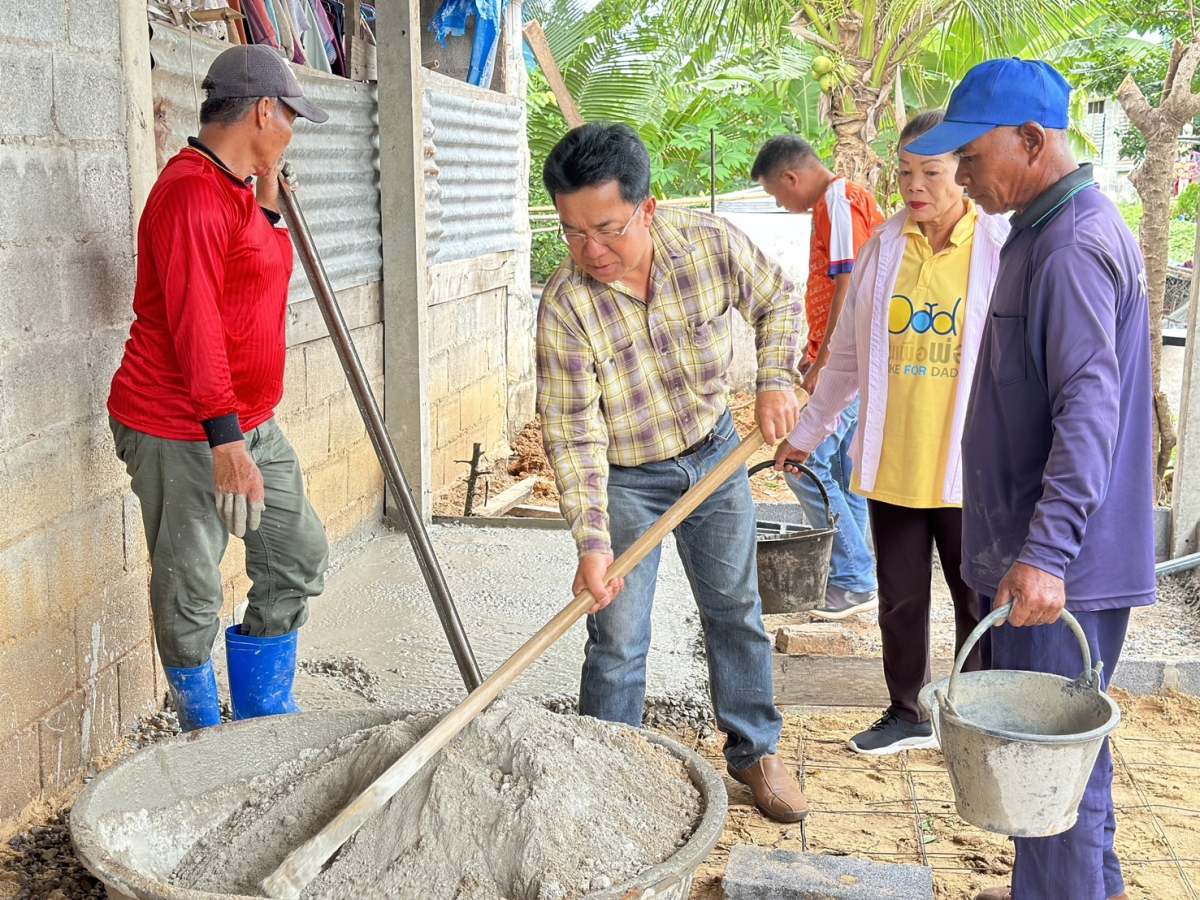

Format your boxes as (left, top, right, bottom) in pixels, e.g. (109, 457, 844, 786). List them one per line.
(277, 164, 483, 692)
(1156, 551, 1200, 579)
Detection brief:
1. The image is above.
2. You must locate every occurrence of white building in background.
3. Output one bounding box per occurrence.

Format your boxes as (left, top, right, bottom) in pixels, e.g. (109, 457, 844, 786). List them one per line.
(1082, 96, 1139, 204)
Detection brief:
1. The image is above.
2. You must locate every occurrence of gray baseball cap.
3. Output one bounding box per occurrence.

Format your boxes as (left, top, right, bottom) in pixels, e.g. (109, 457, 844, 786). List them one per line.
(205, 44, 328, 124)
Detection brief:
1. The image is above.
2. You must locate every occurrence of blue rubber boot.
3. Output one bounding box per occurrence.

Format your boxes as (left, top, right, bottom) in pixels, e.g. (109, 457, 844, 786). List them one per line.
(224, 625, 302, 720)
(163, 661, 222, 732)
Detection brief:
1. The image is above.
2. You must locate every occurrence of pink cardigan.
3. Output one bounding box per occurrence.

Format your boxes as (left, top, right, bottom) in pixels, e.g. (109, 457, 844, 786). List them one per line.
(785, 206, 1011, 505)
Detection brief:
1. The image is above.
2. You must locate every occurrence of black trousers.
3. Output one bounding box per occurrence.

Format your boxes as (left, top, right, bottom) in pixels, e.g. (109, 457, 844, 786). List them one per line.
(868, 499, 982, 723)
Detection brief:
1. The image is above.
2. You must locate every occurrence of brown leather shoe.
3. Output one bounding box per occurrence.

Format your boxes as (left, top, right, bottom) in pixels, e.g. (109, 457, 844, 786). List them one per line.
(728, 754, 809, 823)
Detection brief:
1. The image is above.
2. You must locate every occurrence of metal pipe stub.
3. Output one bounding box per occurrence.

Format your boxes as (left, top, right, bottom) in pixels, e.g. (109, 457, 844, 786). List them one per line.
(277, 163, 483, 693)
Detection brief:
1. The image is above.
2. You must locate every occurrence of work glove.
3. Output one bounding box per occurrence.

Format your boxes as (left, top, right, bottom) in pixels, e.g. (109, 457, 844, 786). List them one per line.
(216, 493, 266, 538)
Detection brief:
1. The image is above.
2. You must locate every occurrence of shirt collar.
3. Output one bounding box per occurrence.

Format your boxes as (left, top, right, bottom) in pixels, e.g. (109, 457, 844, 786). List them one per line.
(187, 137, 252, 188)
(1010, 163, 1096, 230)
(900, 198, 978, 249)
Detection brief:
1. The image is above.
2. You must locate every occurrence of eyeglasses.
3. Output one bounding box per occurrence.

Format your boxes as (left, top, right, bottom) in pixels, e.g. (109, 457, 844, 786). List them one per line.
(558, 203, 644, 248)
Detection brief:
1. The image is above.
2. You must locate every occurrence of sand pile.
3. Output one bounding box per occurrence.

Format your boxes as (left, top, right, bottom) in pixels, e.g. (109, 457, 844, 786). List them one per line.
(170, 699, 702, 899)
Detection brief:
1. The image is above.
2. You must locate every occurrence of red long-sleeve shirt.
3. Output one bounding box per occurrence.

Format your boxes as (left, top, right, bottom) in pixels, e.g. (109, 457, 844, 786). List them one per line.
(108, 146, 293, 444)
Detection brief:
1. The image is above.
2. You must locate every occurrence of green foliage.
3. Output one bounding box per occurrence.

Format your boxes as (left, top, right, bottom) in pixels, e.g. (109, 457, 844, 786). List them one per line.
(1175, 184, 1200, 223)
(1118, 203, 1199, 265)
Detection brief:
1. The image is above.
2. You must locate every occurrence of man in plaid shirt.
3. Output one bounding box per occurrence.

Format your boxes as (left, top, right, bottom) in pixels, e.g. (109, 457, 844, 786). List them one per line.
(537, 123, 807, 823)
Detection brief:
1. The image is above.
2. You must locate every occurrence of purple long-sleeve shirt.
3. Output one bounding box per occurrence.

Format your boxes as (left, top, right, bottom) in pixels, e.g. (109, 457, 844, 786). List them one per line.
(962, 164, 1156, 611)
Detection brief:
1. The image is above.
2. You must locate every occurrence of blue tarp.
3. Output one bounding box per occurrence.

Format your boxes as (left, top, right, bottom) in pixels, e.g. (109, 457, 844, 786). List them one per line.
(428, 0, 508, 87)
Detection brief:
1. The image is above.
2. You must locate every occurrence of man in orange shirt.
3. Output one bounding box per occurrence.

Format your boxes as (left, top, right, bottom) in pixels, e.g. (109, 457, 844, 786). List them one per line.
(753, 136, 883, 617)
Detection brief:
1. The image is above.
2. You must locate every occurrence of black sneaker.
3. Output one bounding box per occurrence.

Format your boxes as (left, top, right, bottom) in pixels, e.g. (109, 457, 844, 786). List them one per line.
(849, 711, 938, 755)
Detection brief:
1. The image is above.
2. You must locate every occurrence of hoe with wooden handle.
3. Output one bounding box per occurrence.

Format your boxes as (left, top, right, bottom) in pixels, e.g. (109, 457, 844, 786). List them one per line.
(261, 426, 768, 898)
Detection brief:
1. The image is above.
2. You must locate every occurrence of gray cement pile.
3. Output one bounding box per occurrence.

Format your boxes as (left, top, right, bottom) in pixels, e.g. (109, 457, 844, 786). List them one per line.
(170, 698, 701, 899)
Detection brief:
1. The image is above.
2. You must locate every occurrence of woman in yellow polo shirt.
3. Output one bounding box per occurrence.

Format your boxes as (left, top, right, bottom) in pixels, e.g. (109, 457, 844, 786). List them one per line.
(774, 110, 1011, 754)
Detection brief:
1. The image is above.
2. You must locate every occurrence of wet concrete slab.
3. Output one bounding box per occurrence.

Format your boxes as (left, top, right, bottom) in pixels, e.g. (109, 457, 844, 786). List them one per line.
(256, 524, 711, 712)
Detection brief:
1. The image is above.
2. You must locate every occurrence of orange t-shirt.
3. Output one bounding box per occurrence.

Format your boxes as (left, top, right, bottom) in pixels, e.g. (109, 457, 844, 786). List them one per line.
(806, 177, 884, 363)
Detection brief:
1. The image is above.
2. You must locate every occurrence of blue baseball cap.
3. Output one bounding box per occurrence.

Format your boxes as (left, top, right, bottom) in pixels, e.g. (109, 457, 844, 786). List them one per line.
(904, 58, 1071, 155)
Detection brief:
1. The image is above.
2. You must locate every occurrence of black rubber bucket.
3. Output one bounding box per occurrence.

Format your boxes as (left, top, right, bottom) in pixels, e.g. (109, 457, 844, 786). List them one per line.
(748, 461, 838, 614)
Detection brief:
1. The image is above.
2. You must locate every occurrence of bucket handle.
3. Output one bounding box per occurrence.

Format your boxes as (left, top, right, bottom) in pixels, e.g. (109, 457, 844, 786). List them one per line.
(747, 460, 838, 530)
(942, 602, 1104, 719)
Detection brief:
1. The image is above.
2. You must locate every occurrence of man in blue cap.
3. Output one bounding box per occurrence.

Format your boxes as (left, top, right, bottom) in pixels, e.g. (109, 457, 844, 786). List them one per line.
(905, 59, 1153, 900)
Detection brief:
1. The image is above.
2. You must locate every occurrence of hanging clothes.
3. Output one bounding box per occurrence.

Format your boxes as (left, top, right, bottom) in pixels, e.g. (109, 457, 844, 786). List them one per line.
(311, 0, 339, 69)
(322, 0, 347, 77)
(240, 0, 280, 47)
(271, 0, 307, 65)
(300, 0, 332, 73)
(226, 0, 250, 44)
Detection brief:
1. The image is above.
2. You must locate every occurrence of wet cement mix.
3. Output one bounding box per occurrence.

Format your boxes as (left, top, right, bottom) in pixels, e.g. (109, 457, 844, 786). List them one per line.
(169, 699, 701, 900)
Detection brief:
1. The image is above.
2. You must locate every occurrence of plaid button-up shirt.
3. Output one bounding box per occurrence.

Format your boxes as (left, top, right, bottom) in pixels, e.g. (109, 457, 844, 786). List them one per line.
(536, 206, 801, 557)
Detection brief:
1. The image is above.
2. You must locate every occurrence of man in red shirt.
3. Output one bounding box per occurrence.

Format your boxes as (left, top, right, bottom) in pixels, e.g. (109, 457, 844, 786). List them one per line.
(108, 45, 329, 731)
(753, 137, 883, 619)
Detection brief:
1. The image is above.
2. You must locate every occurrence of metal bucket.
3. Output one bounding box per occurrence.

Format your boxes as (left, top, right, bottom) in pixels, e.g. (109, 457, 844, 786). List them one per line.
(918, 604, 1121, 837)
(70, 709, 727, 900)
(749, 461, 838, 614)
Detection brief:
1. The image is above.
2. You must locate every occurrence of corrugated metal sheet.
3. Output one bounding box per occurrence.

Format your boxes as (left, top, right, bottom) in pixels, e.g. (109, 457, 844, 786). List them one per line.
(422, 89, 522, 265)
(149, 25, 381, 303)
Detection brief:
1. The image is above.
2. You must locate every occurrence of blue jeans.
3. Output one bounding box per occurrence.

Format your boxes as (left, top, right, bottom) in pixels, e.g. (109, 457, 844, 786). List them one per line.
(982, 598, 1129, 900)
(579, 410, 782, 769)
(786, 395, 876, 593)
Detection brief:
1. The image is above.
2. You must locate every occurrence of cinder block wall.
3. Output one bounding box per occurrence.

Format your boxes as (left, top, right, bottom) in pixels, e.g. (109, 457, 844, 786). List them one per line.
(0, 6, 385, 827)
(0, 0, 159, 821)
(428, 288, 509, 490)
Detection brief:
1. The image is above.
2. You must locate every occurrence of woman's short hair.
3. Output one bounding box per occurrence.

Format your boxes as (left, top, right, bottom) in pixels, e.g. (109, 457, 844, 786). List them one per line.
(899, 110, 947, 148)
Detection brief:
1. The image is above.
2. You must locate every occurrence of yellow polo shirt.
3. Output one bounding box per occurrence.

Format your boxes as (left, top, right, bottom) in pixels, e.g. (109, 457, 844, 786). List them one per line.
(854, 202, 976, 508)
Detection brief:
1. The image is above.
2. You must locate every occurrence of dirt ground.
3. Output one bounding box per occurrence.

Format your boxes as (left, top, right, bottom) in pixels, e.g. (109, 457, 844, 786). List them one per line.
(5, 691, 1199, 899)
(431, 393, 799, 517)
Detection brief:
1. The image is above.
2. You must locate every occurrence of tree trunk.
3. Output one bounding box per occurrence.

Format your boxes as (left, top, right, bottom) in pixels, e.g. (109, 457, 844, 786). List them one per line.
(1117, 37, 1200, 499)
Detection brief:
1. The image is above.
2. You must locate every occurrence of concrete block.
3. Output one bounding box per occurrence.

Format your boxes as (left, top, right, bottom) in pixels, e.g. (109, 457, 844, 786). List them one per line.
(428, 351, 450, 403)
(0, 4, 65, 42)
(354, 322, 384, 381)
(0, 50, 53, 137)
(276, 403, 330, 468)
(118, 640, 159, 731)
(756, 501, 810, 527)
(428, 302, 459, 355)
(39, 688, 85, 791)
(0, 243, 66, 341)
(460, 381, 485, 431)
(52, 50, 125, 141)
(72, 415, 132, 507)
(0, 533, 54, 644)
(64, 235, 136, 330)
(776, 623, 868, 657)
(0, 724, 41, 820)
(74, 570, 152, 681)
(68, 0, 120, 50)
(0, 616, 77, 744)
(306, 454, 349, 520)
(0, 431, 78, 545)
(1175, 660, 1200, 695)
(722, 845, 934, 900)
(0, 340, 93, 445)
(219, 534, 247, 597)
(1154, 506, 1170, 562)
(304, 338, 348, 406)
(328, 393, 369, 453)
(1110, 658, 1166, 696)
(324, 495, 382, 544)
(76, 149, 133, 236)
(81, 663, 121, 762)
(122, 491, 147, 572)
(345, 442, 384, 507)
(433, 394, 462, 451)
(279, 346, 307, 414)
(44, 497, 126, 614)
(0, 145, 76, 242)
